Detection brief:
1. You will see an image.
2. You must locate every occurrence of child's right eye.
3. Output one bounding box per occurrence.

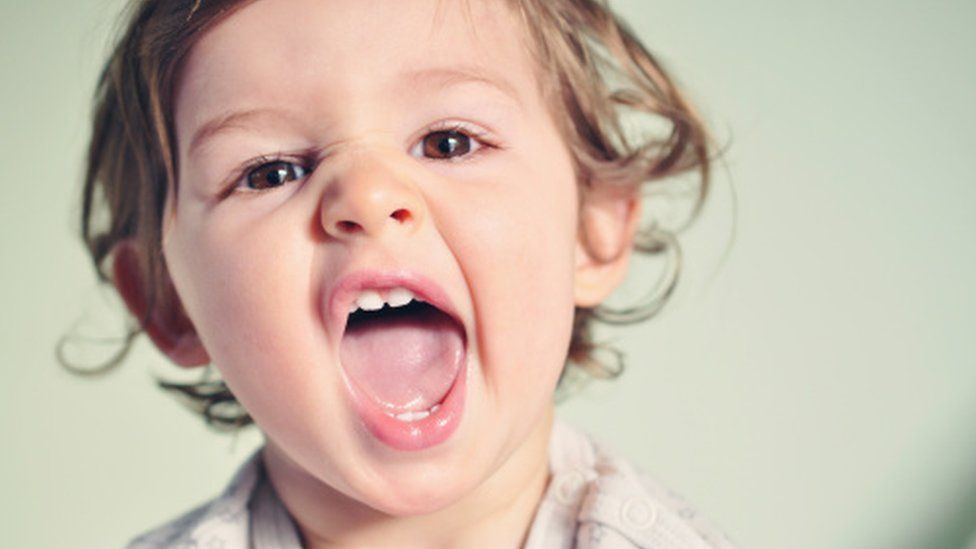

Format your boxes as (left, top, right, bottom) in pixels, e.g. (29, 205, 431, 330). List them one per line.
(240, 159, 309, 192)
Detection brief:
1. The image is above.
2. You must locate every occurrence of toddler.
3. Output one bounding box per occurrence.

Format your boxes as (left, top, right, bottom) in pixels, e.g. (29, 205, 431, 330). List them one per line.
(77, 0, 733, 547)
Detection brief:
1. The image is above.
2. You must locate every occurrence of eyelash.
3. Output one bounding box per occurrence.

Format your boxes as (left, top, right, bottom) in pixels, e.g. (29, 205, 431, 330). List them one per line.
(228, 121, 499, 195)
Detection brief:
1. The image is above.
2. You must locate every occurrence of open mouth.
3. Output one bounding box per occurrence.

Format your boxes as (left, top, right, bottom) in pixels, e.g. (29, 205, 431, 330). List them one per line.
(335, 281, 468, 450)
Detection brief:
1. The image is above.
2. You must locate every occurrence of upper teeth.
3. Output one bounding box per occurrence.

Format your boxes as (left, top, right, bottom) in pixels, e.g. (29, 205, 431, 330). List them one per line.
(348, 287, 420, 314)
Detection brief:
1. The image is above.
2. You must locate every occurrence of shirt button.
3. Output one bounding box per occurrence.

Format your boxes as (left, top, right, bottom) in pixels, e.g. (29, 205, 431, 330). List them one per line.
(621, 496, 657, 530)
(555, 470, 586, 506)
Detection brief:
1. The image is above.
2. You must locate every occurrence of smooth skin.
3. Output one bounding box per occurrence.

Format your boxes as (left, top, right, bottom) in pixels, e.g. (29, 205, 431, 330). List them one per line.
(113, 0, 640, 546)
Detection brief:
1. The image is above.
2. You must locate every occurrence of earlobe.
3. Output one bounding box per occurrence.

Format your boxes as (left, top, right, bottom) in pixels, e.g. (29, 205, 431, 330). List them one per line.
(111, 239, 210, 368)
(574, 187, 642, 308)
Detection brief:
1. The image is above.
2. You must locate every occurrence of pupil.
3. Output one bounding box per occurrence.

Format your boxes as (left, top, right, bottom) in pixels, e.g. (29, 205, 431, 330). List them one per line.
(268, 166, 286, 184)
(439, 135, 457, 154)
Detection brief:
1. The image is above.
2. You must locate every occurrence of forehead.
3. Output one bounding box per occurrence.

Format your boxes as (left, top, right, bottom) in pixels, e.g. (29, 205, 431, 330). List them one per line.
(175, 0, 539, 140)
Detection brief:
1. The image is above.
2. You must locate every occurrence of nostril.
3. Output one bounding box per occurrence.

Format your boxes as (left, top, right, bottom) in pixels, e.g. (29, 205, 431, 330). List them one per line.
(390, 209, 412, 224)
(336, 220, 361, 234)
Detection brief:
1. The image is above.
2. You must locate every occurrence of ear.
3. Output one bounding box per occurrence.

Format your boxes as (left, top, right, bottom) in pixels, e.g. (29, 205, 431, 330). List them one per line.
(574, 186, 642, 308)
(111, 239, 210, 368)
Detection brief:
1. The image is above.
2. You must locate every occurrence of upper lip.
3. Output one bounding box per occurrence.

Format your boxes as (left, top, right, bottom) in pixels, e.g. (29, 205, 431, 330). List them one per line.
(327, 269, 464, 340)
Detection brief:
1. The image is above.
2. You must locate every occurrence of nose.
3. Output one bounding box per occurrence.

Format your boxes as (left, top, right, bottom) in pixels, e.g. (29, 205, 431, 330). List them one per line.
(319, 159, 426, 240)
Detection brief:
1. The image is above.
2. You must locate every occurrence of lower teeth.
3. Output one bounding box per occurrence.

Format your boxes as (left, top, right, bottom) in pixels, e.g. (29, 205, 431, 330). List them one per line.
(391, 404, 441, 422)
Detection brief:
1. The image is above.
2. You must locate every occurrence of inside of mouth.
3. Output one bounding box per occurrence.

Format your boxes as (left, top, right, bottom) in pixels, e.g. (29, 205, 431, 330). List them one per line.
(340, 300, 464, 414)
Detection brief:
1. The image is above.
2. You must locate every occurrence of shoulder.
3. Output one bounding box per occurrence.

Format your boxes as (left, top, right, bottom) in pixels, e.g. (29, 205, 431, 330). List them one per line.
(532, 421, 736, 549)
(125, 450, 262, 549)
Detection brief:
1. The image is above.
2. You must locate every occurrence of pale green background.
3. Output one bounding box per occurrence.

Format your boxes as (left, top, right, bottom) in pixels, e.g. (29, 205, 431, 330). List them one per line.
(2, 0, 975, 548)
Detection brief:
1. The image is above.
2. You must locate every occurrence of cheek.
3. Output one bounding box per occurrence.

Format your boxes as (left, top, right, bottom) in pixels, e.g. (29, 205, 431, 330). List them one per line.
(162, 205, 325, 401)
(436, 154, 580, 389)
(165, 207, 359, 460)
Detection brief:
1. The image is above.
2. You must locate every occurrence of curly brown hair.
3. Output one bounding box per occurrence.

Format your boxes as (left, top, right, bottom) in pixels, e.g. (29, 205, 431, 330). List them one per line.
(65, 0, 712, 429)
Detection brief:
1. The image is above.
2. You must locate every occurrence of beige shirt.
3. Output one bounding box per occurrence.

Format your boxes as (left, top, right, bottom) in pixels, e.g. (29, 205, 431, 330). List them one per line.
(128, 421, 735, 548)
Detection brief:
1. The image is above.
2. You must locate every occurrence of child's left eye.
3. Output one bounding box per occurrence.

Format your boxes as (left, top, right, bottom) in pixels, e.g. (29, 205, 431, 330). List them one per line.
(410, 124, 492, 161)
(420, 130, 478, 159)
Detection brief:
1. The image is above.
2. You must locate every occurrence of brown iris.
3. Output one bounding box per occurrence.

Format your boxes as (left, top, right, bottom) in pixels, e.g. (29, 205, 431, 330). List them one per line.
(422, 130, 471, 159)
(246, 161, 305, 190)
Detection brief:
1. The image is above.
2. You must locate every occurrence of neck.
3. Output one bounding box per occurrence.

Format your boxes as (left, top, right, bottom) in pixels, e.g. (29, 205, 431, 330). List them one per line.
(263, 410, 554, 549)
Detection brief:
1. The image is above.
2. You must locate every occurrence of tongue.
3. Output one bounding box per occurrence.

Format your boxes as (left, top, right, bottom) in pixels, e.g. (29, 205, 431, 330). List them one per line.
(340, 304, 464, 412)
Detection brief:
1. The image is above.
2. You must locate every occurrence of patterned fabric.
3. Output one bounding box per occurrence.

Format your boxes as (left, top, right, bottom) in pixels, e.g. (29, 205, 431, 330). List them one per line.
(524, 421, 735, 549)
(127, 421, 735, 548)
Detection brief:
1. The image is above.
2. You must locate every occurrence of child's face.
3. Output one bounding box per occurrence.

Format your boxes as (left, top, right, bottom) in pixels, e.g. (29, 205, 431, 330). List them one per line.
(164, 0, 591, 513)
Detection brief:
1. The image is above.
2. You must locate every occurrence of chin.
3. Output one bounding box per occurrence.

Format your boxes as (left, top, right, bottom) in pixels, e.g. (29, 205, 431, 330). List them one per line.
(362, 477, 470, 517)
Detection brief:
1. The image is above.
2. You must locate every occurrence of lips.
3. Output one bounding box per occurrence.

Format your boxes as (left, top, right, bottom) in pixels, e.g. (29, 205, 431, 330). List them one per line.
(328, 271, 468, 451)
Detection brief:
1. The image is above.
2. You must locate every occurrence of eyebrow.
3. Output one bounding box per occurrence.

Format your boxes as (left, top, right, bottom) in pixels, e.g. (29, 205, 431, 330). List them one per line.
(396, 65, 522, 104)
(188, 108, 296, 157)
(187, 65, 521, 156)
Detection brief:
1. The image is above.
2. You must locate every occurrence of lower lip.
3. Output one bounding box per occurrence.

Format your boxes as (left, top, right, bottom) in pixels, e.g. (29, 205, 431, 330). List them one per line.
(345, 359, 467, 452)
